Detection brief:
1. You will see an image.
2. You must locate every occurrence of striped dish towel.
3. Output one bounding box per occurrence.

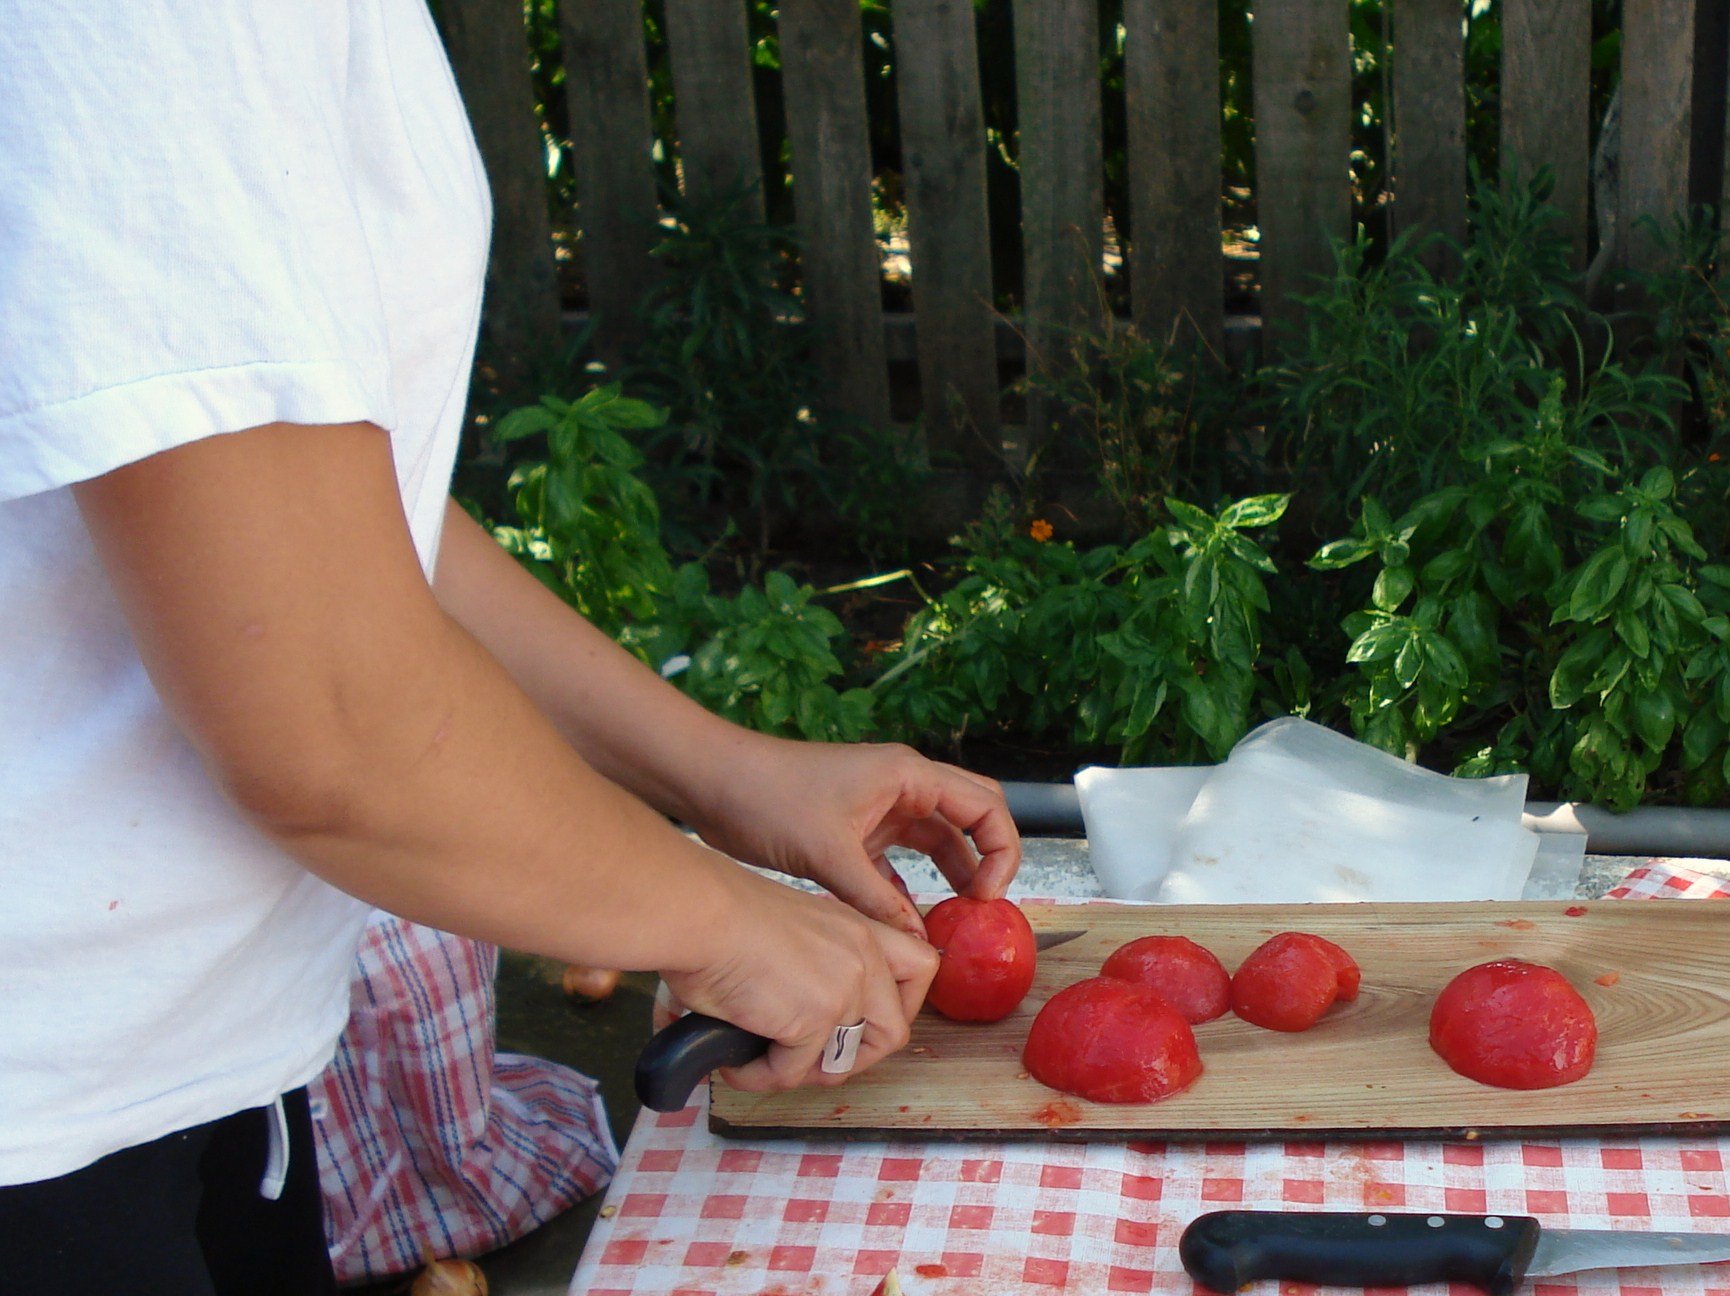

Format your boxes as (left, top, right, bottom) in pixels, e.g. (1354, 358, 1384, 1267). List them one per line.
(310, 912, 618, 1282)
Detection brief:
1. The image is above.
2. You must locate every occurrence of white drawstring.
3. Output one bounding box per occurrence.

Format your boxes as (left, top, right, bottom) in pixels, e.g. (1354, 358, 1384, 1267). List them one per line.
(258, 1093, 290, 1200)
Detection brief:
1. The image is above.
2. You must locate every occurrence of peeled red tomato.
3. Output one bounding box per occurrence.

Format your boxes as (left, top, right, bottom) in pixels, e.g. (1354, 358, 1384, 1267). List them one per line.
(1429, 959, 1597, 1089)
(923, 896, 1037, 1022)
(1230, 932, 1360, 1032)
(1022, 976, 1203, 1103)
(1100, 935, 1231, 1024)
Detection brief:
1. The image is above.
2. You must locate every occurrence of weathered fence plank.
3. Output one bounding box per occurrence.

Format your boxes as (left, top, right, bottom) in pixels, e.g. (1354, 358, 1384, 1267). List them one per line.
(1251, 0, 1351, 351)
(436, 0, 561, 402)
(1619, 0, 1698, 286)
(664, 0, 766, 221)
(1124, 0, 1224, 353)
(1013, 0, 1105, 458)
(893, 0, 1003, 469)
(561, 0, 660, 361)
(1501, 0, 1591, 268)
(1390, 0, 1466, 277)
(778, 0, 892, 431)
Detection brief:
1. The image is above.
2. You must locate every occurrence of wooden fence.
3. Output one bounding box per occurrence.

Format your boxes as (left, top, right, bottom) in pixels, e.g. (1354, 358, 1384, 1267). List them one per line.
(437, 0, 1727, 476)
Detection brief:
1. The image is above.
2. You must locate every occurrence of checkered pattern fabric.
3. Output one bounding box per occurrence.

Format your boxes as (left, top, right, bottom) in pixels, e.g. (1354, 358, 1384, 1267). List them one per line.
(312, 913, 618, 1282)
(570, 862, 1730, 1296)
(1607, 862, 1730, 901)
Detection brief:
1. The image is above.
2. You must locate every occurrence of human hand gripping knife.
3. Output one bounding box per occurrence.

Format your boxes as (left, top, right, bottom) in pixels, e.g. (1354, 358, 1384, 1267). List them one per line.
(1180, 1210, 1730, 1295)
(633, 928, 1086, 1112)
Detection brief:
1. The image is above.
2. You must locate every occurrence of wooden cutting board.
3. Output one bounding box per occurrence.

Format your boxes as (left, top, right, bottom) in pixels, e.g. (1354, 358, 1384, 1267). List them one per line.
(709, 899, 1730, 1142)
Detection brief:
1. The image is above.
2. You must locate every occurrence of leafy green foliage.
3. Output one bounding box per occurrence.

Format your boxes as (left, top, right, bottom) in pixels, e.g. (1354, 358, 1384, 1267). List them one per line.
(664, 567, 876, 742)
(492, 385, 676, 645)
(492, 383, 872, 742)
(1264, 174, 1681, 552)
(873, 491, 1290, 762)
(1017, 325, 1260, 532)
(626, 187, 927, 558)
(472, 159, 1730, 812)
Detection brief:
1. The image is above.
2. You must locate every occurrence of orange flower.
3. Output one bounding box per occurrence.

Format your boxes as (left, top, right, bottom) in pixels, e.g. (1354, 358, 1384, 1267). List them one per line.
(1029, 518, 1054, 542)
(1711, 452, 1724, 463)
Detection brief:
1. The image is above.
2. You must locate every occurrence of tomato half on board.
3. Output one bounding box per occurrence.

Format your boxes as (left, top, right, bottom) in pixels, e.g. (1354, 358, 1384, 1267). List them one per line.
(922, 896, 1037, 1023)
(1230, 931, 1360, 1032)
(1022, 976, 1203, 1103)
(1429, 959, 1597, 1089)
(1099, 935, 1231, 1024)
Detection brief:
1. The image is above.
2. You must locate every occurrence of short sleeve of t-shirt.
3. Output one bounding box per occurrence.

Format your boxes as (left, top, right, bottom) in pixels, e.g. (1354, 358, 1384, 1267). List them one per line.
(0, 5, 401, 502)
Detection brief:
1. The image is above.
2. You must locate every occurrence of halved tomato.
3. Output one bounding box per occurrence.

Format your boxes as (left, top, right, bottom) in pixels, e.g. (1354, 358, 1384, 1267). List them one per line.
(1429, 959, 1597, 1089)
(1022, 976, 1203, 1103)
(1230, 932, 1360, 1032)
(1100, 935, 1231, 1024)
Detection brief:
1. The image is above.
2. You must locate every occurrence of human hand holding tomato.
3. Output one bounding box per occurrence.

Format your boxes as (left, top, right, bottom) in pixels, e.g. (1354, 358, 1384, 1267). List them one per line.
(680, 737, 1022, 941)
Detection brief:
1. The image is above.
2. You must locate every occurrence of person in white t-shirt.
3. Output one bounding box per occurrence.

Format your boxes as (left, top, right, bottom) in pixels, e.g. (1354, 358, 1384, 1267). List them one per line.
(0, 5, 1021, 1291)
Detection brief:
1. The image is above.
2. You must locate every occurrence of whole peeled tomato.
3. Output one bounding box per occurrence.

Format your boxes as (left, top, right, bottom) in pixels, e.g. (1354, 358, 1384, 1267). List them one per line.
(1100, 935, 1231, 1024)
(1022, 976, 1203, 1103)
(1231, 932, 1361, 1032)
(923, 896, 1037, 1022)
(1430, 959, 1597, 1089)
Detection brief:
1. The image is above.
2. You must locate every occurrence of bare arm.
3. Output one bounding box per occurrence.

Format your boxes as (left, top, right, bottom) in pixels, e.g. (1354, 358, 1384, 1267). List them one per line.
(429, 498, 751, 824)
(432, 501, 1023, 935)
(72, 421, 935, 1090)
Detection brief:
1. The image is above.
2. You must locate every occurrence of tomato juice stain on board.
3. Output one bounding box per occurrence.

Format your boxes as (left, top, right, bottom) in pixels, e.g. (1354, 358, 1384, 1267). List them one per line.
(1566, 905, 1589, 916)
(829, 1104, 850, 1117)
(1033, 1099, 1083, 1128)
(1596, 970, 1622, 985)
(1496, 918, 1538, 929)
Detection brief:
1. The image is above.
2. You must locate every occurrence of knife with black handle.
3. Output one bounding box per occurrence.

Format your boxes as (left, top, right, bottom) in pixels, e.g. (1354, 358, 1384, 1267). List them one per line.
(633, 1012, 772, 1114)
(633, 927, 1088, 1112)
(1181, 1210, 1730, 1295)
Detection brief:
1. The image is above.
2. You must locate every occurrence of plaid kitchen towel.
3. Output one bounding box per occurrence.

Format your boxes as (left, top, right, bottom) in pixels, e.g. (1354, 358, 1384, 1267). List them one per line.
(1607, 861, 1730, 901)
(311, 912, 618, 1282)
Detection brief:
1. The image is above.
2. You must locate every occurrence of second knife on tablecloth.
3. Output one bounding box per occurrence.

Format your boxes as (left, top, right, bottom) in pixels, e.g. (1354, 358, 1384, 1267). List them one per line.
(1181, 1210, 1730, 1296)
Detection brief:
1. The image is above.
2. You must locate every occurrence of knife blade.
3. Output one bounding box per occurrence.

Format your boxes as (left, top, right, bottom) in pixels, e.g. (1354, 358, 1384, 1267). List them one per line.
(1180, 1210, 1730, 1296)
(633, 927, 1086, 1112)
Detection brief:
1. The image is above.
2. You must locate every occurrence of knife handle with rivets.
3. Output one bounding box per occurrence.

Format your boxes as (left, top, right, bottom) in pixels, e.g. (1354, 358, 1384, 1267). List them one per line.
(634, 1013, 769, 1113)
(1180, 1211, 1543, 1296)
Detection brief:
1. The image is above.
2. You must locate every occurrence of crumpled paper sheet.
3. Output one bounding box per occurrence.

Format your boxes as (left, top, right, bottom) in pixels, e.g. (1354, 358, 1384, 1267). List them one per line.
(1077, 717, 1586, 904)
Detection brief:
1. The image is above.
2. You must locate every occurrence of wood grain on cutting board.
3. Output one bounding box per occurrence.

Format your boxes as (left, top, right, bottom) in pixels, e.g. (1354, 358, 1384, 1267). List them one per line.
(709, 899, 1730, 1141)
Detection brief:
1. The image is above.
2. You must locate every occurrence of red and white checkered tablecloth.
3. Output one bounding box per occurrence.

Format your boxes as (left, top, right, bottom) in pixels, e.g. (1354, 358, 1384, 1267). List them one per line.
(569, 862, 1730, 1296)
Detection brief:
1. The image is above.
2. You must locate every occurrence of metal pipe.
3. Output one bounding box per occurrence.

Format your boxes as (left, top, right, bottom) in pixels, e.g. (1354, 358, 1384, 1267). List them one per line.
(1520, 802, 1730, 858)
(1003, 781, 1730, 858)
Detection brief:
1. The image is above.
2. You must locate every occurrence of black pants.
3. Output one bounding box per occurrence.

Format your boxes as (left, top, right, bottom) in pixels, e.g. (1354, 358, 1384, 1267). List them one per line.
(0, 1087, 336, 1296)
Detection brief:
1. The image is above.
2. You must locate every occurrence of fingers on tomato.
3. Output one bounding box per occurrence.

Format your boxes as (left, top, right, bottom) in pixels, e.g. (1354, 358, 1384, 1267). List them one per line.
(1099, 935, 1231, 1024)
(923, 896, 1037, 1023)
(1022, 976, 1203, 1103)
(1230, 932, 1360, 1031)
(1429, 959, 1597, 1089)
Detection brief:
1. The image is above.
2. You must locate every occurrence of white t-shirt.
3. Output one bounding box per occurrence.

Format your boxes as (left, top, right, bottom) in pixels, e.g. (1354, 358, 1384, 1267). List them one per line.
(0, 2, 491, 1184)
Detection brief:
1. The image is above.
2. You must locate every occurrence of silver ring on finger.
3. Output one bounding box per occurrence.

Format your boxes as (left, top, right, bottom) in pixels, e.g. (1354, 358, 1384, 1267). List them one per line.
(820, 1019, 866, 1074)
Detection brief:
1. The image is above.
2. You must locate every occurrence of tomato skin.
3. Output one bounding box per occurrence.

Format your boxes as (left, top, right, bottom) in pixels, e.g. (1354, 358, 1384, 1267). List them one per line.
(1430, 959, 1597, 1089)
(923, 897, 1037, 1022)
(1100, 935, 1231, 1024)
(1231, 932, 1361, 1031)
(1022, 976, 1204, 1103)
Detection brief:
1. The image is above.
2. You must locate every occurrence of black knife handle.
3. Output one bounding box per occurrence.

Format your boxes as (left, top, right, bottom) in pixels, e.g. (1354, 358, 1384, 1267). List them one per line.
(1180, 1211, 1542, 1296)
(633, 1013, 770, 1113)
